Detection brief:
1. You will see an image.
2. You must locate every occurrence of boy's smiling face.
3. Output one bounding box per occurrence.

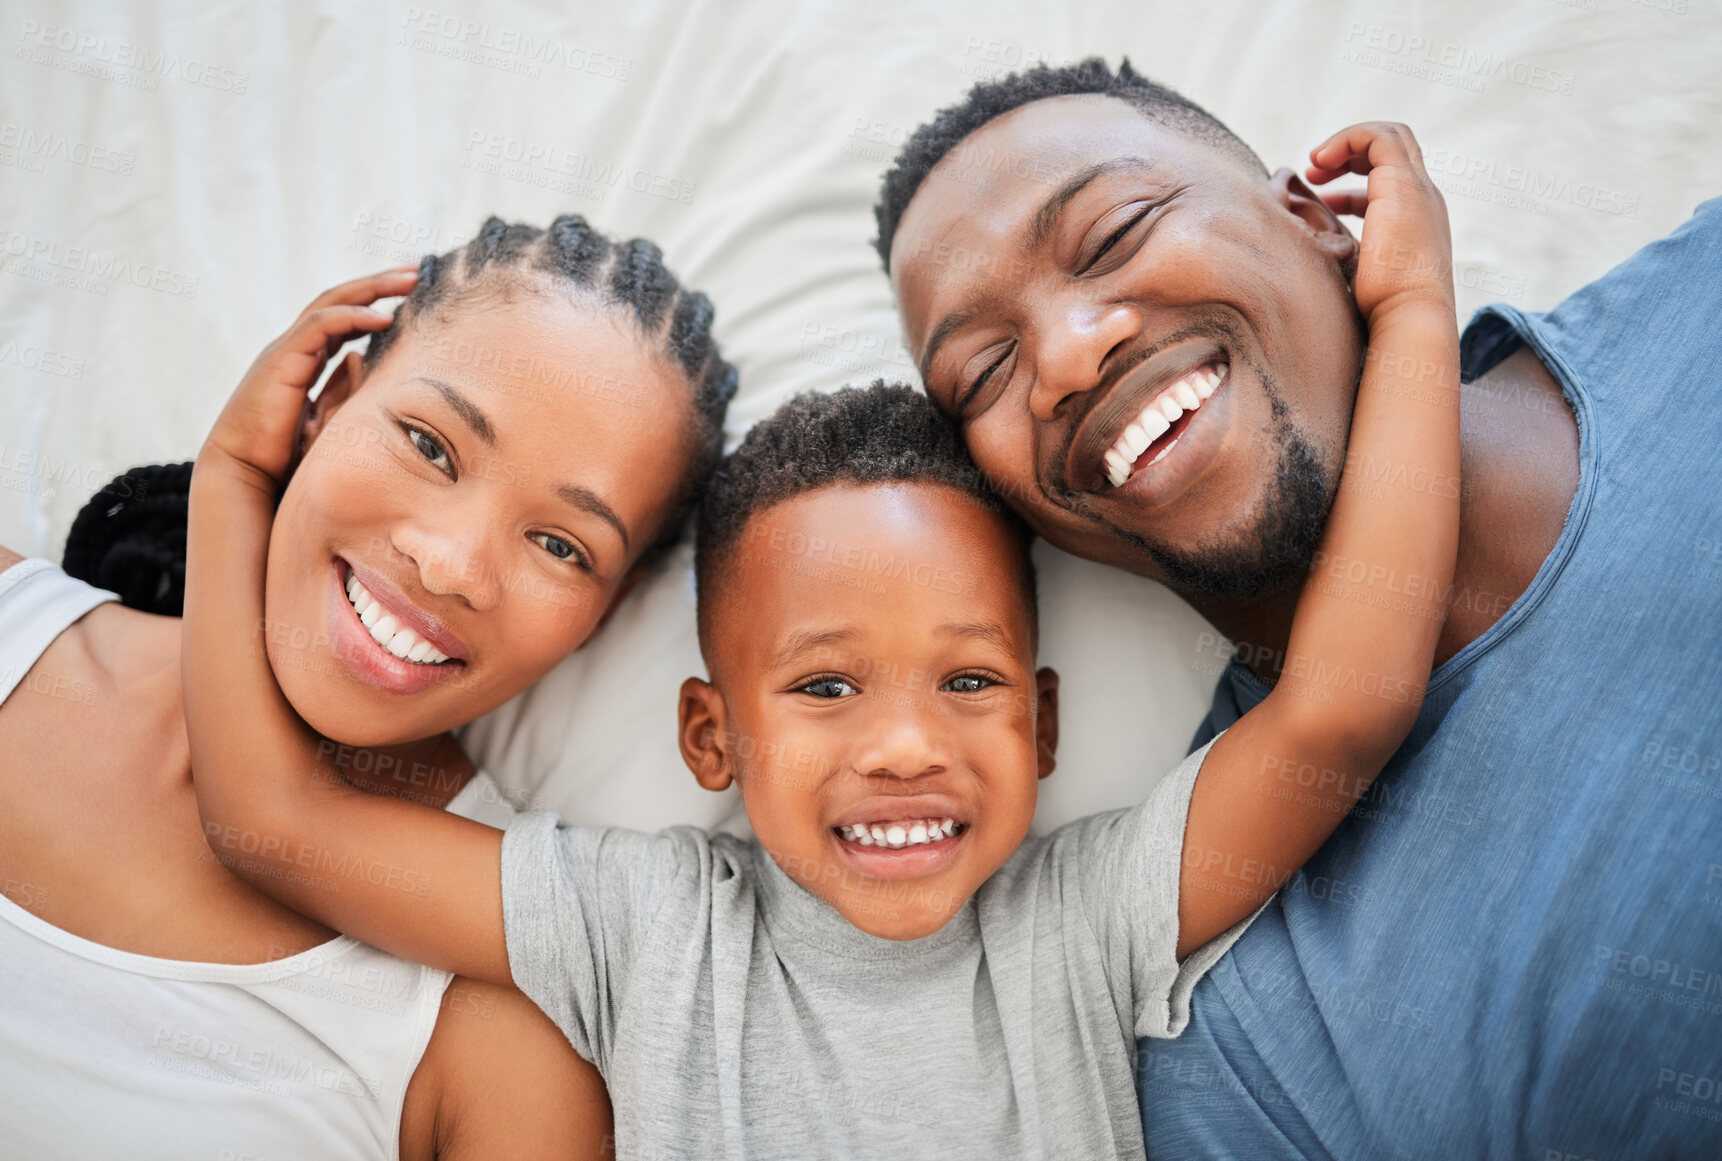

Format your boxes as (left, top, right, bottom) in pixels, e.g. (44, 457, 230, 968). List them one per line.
(679, 482, 1058, 940)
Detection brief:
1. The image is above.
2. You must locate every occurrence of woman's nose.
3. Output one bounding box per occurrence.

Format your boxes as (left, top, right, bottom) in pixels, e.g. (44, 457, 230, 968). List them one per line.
(389, 523, 503, 613)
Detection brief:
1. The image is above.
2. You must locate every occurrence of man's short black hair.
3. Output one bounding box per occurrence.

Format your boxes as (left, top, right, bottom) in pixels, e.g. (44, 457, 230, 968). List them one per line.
(694, 381, 1038, 654)
(874, 56, 1266, 270)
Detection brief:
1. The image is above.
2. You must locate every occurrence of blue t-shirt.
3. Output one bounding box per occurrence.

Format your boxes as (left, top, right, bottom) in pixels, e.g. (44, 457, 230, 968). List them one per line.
(1140, 198, 1722, 1159)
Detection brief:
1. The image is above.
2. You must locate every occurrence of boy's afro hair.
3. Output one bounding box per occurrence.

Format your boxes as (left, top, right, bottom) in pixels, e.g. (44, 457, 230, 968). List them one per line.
(873, 56, 1265, 269)
(694, 381, 1037, 647)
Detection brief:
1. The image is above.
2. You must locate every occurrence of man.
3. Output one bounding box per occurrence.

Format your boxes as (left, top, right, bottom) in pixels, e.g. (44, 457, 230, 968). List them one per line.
(878, 58, 1722, 1158)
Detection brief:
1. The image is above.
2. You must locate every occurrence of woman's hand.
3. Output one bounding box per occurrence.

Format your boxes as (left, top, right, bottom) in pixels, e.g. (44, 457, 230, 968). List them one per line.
(1306, 121, 1453, 327)
(202, 266, 417, 490)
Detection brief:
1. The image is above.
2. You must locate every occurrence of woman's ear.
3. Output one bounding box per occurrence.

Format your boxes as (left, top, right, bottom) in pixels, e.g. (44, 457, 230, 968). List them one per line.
(1270, 166, 1359, 283)
(297, 349, 366, 461)
(678, 676, 734, 792)
(1034, 667, 1059, 780)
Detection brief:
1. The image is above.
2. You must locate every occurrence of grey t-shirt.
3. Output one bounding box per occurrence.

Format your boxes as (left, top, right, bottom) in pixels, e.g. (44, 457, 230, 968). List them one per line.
(502, 738, 1249, 1160)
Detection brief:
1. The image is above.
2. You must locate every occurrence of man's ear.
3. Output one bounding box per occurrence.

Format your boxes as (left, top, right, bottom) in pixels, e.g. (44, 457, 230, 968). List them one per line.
(1270, 167, 1358, 282)
(298, 349, 366, 460)
(1034, 667, 1059, 780)
(678, 676, 735, 792)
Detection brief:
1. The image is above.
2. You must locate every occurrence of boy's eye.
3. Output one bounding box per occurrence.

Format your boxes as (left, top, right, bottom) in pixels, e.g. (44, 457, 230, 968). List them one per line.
(530, 532, 590, 569)
(943, 673, 995, 694)
(797, 677, 859, 699)
(406, 426, 452, 474)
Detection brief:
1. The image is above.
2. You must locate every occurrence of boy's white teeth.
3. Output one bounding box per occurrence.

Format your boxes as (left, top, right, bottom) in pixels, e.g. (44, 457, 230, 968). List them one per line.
(838, 818, 959, 849)
(344, 572, 451, 665)
(1103, 362, 1227, 489)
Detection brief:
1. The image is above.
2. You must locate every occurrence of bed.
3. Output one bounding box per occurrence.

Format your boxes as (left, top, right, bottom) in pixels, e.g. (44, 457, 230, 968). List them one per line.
(3, 0, 1717, 834)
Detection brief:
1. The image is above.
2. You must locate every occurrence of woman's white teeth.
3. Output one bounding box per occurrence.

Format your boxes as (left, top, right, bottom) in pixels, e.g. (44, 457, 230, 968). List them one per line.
(1104, 362, 1228, 489)
(838, 818, 959, 849)
(344, 573, 451, 665)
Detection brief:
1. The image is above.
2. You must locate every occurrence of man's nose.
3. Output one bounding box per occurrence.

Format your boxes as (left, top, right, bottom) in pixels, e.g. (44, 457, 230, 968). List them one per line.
(1026, 298, 1141, 423)
(389, 519, 504, 613)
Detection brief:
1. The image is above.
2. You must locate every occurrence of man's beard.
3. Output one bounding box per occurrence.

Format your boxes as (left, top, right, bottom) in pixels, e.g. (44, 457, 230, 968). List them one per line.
(1095, 366, 1339, 602)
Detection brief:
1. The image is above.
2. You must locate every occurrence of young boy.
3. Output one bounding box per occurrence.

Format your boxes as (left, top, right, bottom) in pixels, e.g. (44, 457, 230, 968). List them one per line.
(183, 123, 1459, 1158)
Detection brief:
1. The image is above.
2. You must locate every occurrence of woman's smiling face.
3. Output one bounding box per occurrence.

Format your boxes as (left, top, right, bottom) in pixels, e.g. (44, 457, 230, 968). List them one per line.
(263, 287, 694, 747)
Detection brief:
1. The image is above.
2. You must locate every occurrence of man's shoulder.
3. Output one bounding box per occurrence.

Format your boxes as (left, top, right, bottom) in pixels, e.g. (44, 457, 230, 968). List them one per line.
(1536, 196, 1722, 360)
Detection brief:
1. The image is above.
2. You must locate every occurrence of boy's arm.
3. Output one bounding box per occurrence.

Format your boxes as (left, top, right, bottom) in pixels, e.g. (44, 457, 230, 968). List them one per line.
(184, 269, 512, 986)
(1176, 123, 1461, 957)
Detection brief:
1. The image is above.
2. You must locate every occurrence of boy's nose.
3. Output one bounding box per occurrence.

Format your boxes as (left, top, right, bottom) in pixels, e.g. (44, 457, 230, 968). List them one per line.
(850, 698, 955, 782)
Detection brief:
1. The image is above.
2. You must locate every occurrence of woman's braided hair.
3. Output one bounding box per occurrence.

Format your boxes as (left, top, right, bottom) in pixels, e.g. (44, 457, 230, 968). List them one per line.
(62, 462, 195, 615)
(63, 215, 738, 614)
(367, 215, 737, 564)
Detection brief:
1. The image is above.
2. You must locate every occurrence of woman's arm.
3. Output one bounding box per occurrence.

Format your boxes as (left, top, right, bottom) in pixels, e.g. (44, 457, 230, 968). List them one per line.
(1176, 123, 1461, 956)
(184, 269, 512, 985)
(401, 977, 615, 1161)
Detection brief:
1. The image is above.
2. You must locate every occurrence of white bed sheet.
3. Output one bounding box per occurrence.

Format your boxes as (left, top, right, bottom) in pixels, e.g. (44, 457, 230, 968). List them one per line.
(3, 0, 1717, 834)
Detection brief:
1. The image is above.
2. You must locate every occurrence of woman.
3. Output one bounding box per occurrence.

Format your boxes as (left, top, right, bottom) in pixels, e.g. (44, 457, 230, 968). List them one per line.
(0, 216, 733, 1159)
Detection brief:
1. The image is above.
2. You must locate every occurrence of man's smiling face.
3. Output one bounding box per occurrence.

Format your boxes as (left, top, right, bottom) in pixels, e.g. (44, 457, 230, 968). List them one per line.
(891, 94, 1366, 601)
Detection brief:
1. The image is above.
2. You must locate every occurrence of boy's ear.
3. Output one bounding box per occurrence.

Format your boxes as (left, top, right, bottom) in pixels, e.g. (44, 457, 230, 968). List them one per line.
(297, 349, 366, 462)
(1271, 167, 1359, 283)
(678, 676, 734, 792)
(1034, 667, 1059, 780)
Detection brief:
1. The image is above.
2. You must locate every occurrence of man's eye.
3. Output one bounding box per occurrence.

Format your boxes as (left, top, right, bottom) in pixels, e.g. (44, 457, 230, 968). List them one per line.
(943, 674, 995, 694)
(957, 346, 1014, 415)
(406, 427, 452, 474)
(1084, 203, 1158, 273)
(798, 677, 859, 699)
(530, 532, 591, 569)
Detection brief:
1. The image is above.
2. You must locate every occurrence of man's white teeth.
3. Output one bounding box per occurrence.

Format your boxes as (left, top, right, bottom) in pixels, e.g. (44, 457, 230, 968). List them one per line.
(838, 818, 960, 848)
(1103, 362, 1228, 489)
(1123, 423, 1150, 458)
(345, 573, 451, 665)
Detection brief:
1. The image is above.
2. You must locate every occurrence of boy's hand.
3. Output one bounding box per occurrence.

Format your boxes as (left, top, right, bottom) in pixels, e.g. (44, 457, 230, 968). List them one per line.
(1306, 122, 1453, 326)
(202, 266, 418, 489)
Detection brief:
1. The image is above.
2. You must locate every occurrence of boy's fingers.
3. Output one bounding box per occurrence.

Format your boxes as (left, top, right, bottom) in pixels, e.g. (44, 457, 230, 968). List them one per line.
(276, 304, 395, 369)
(297, 267, 419, 320)
(1318, 191, 1370, 219)
(1305, 156, 1374, 185)
(1308, 121, 1425, 181)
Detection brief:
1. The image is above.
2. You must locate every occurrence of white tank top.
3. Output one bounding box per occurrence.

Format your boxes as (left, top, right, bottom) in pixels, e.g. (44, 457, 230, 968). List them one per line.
(0, 559, 519, 1160)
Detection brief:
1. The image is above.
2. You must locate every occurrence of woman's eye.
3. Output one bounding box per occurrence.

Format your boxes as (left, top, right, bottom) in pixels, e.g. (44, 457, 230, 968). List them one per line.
(530, 532, 590, 569)
(798, 677, 859, 699)
(944, 674, 995, 694)
(407, 427, 452, 473)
